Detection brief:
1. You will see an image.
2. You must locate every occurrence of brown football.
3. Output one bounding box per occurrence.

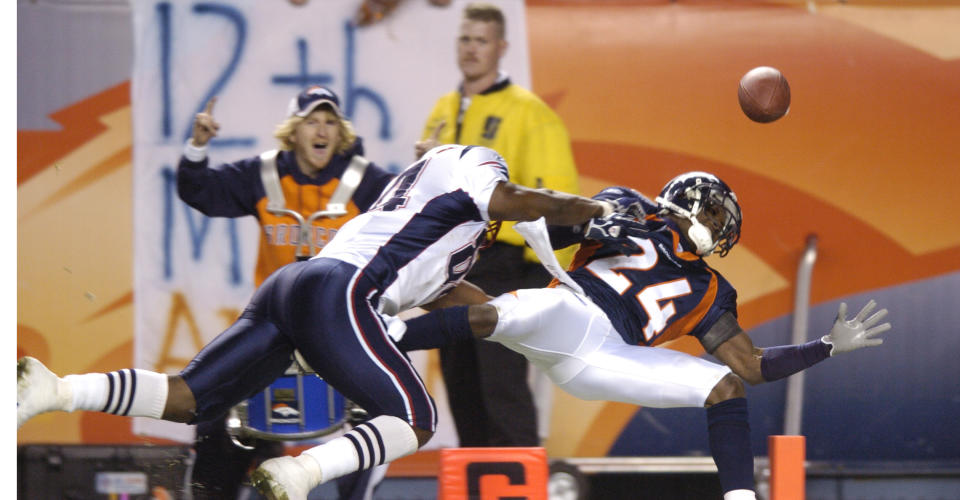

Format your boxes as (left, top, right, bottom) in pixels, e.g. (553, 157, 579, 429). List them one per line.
(738, 66, 791, 123)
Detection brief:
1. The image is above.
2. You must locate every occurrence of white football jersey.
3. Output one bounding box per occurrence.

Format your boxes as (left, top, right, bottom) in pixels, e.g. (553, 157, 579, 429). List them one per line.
(318, 145, 509, 315)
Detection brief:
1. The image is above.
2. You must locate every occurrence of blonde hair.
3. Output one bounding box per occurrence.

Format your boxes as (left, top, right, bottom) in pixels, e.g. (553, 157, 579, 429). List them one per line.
(464, 3, 505, 39)
(273, 107, 357, 154)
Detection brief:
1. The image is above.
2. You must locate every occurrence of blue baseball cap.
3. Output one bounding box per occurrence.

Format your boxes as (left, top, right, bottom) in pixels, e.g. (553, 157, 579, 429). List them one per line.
(287, 86, 343, 118)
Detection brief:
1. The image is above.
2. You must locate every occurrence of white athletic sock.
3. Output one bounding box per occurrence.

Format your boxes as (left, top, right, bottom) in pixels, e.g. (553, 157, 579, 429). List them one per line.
(301, 415, 418, 485)
(64, 369, 168, 418)
(293, 454, 324, 490)
(724, 489, 757, 500)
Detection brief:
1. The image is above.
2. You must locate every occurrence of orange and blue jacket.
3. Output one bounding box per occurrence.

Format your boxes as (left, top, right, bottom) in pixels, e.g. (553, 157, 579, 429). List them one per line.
(176, 139, 394, 285)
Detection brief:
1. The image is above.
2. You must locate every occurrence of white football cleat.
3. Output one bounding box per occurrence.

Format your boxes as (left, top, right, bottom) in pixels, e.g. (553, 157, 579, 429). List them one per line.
(251, 456, 312, 500)
(17, 357, 72, 429)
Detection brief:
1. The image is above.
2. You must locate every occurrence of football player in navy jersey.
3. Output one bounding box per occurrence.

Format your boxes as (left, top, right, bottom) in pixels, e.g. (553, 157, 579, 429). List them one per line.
(179, 85, 396, 500)
(17, 145, 645, 500)
(397, 172, 892, 500)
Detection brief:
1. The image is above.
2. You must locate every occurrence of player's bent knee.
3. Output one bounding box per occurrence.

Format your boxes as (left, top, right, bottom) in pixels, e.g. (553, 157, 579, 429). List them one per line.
(468, 304, 498, 338)
(704, 373, 745, 407)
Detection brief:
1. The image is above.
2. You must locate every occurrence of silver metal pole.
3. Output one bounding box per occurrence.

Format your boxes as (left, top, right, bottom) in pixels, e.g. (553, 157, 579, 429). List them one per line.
(784, 234, 818, 436)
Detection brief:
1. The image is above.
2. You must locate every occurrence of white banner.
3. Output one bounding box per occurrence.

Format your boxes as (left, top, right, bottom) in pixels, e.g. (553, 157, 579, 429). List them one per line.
(131, 0, 529, 442)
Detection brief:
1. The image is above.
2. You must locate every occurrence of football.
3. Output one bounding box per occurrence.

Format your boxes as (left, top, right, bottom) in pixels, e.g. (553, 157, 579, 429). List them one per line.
(738, 66, 791, 123)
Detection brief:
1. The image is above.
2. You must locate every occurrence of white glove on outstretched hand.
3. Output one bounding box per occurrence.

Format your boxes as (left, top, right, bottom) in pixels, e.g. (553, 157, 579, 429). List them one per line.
(821, 300, 891, 356)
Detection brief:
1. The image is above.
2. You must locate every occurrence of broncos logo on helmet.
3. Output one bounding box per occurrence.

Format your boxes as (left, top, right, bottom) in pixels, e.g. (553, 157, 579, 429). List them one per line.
(655, 172, 742, 257)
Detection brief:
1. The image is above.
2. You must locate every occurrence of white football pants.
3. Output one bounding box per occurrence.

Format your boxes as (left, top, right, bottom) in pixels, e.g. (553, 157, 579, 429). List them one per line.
(487, 286, 731, 408)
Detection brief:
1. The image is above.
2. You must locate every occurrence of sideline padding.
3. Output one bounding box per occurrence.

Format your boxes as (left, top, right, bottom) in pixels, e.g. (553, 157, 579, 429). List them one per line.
(439, 447, 548, 500)
(769, 435, 805, 500)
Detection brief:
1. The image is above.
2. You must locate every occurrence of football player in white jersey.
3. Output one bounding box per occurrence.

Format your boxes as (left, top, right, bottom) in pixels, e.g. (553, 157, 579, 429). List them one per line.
(397, 172, 892, 500)
(17, 145, 648, 500)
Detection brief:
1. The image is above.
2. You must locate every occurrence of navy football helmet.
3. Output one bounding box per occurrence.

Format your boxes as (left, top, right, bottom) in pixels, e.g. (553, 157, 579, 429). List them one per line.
(655, 172, 742, 257)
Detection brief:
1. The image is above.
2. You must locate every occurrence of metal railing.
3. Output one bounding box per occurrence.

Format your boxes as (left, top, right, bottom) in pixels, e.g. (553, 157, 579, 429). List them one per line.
(784, 234, 818, 436)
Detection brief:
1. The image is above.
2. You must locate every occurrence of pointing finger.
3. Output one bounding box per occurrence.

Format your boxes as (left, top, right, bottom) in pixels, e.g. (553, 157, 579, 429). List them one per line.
(204, 96, 217, 115)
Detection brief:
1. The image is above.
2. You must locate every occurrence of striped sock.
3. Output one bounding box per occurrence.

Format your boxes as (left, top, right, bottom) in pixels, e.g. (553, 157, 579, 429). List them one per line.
(301, 415, 418, 485)
(64, 369, 168, 419)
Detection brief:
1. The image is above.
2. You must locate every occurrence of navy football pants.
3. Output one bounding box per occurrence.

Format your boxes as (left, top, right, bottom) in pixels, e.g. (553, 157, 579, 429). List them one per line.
(180, 258, 437, 432)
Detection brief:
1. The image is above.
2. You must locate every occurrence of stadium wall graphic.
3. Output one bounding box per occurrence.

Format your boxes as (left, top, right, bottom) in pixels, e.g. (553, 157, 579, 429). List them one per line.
(18, 0, 960, 463)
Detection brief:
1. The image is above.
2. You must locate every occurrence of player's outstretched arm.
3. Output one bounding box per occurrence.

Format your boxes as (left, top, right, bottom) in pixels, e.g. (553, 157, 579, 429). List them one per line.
(395, 282, 497, 352)
(487, 181, 608, 226)
(421, 281, 493, 311)
(709, 300, 891, 386)
(710, 329, 766, 386)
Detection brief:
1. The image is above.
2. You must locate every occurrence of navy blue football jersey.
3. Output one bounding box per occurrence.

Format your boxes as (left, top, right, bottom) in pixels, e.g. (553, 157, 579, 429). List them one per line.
(565, 188, 739, 347)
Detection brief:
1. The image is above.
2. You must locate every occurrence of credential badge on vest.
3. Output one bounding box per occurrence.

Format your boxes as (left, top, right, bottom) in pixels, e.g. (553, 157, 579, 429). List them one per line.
(482, 116, 502, 140)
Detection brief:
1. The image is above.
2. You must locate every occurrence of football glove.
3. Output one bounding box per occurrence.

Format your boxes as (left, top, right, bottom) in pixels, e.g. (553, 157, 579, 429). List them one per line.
(585, 213, 648, 252)
(821, 300, 891, 356)
(605, 195, 648, 219)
